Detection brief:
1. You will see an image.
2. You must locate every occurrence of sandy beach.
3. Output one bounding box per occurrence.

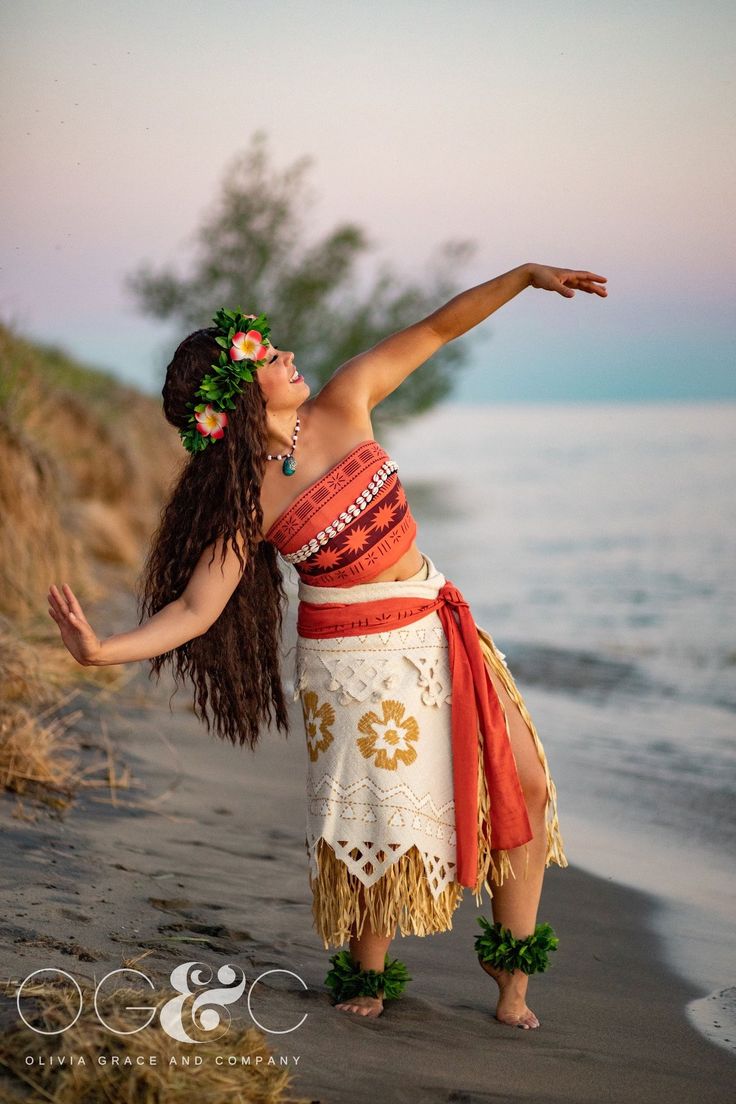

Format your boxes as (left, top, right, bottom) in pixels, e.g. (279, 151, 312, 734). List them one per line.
(1, 579, 734, 1104)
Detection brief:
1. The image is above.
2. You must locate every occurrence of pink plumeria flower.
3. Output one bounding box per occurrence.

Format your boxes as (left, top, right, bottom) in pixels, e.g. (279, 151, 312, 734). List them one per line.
(194, 403, 228, 439)
(230, 329, 269, 363)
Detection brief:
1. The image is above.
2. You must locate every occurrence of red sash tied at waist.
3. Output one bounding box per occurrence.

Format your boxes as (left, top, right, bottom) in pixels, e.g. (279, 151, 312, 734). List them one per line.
(296, 580, 533, 888)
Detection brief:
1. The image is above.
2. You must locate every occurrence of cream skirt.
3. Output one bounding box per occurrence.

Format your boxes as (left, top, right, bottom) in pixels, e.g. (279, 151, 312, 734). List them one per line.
(292, 553, 568, 949)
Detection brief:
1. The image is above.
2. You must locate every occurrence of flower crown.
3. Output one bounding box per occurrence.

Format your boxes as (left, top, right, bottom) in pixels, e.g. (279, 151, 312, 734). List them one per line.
(179, 306, 272, 454)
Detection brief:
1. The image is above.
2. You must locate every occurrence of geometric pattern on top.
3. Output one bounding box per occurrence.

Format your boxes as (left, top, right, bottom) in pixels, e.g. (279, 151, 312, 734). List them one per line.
(265, 439, 418, 586)
(282, 458, 399, 565)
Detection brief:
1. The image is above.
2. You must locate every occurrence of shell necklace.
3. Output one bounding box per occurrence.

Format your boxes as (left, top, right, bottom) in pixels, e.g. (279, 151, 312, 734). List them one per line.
(266, 416, 300, 476)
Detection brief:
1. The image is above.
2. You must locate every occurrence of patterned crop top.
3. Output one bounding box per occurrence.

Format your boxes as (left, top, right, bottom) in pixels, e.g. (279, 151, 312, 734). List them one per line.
(265, 439, 418, 587)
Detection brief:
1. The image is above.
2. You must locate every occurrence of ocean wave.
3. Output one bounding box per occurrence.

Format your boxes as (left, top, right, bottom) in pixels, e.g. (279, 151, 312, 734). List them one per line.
(499, 641, 652, 698)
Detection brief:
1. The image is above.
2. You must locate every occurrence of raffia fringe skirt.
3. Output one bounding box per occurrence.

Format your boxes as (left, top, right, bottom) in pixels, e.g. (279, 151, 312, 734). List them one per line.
(292, 554, 568, 950)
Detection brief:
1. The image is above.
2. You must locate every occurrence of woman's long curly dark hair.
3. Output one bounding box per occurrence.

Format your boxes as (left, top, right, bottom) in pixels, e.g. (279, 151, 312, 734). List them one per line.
(137, 326, 289, 751)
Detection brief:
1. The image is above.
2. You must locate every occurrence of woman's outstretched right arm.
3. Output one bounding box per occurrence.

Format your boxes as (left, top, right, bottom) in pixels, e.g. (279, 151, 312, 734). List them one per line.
(48, 531, 250, 666)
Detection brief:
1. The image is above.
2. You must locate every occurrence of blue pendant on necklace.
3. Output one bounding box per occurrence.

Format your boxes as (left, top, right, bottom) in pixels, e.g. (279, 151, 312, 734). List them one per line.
(282, 455, 297, 476)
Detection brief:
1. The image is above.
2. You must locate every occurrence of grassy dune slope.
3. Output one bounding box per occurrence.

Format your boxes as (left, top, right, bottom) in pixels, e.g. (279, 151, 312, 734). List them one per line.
(0, 322, 182, 807)
(0, 323, 182, 618)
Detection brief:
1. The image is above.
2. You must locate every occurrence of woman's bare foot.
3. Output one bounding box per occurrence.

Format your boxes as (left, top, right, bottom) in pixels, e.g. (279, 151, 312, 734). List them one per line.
(334, 993, 384, 1018)
(478, 958, 540, 1029)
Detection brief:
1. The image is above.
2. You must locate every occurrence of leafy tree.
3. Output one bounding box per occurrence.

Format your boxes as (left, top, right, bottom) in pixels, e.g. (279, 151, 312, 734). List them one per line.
(124, 130, 476, 427)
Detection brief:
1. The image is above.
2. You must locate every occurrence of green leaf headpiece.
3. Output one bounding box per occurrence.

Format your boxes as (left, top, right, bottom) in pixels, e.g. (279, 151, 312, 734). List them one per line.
(179, 306, 272, 454)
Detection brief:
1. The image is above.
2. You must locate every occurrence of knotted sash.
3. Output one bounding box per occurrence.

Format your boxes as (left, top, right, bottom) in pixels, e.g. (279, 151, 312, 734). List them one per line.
(297, 580, 533, 888)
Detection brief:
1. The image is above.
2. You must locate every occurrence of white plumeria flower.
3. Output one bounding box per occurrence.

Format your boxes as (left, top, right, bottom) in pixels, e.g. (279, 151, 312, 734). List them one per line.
(230, 329, 269, 363)
(194, 403, 228, 439)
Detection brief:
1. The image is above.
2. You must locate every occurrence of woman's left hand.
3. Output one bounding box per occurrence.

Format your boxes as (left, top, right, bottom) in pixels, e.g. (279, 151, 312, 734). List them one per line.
(528, 264, 608, 298)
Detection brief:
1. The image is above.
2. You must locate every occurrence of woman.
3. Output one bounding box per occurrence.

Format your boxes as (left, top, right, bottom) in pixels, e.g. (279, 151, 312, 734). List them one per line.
(48, 261, 607, 1030)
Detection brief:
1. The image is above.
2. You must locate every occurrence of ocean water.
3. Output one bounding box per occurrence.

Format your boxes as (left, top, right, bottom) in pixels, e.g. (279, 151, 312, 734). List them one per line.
(382, 401, 736, 1017)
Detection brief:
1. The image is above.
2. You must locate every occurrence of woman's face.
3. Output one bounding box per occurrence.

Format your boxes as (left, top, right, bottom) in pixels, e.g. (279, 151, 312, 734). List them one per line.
(256, 342, 310, 409)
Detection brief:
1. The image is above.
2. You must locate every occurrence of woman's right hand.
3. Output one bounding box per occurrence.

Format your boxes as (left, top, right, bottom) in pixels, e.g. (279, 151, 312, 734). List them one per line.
(47, 583, 103, 666)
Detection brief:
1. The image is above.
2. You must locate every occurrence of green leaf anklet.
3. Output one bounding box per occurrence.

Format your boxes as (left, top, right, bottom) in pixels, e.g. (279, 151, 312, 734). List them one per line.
(324, 950, 412, 1003)
(475, 918, 560, 975)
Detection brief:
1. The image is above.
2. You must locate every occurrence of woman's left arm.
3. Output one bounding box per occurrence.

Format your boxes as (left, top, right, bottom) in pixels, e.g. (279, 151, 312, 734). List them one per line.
(428, 262, 607, 343)
(318, 262, 607, 414)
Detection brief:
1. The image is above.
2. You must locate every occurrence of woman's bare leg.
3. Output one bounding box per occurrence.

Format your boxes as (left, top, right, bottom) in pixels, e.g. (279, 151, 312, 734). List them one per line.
(334, 884, 397, 1018)
(480, 661, 551, 1029)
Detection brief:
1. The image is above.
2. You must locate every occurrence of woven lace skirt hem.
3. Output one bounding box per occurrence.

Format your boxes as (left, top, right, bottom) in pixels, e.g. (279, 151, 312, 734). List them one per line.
(309, 627, 568, 949)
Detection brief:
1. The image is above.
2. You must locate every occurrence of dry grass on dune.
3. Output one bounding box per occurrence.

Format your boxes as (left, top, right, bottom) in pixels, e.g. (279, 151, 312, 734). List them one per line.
(0, 694, 84, 815)
(0, 419, 99, 625)
(0, 978, 312, 1104)
(0, 321, 182, 624)
(0, 623, 136, 818)
(0, 321, 182, 813)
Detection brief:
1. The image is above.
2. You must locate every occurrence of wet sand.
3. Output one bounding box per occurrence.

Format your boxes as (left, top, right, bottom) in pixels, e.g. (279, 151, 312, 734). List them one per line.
(1, 585, 734, 1103)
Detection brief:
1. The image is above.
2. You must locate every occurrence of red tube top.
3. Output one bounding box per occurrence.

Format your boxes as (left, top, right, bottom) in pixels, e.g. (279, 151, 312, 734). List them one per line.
(264, 439, 418, 586)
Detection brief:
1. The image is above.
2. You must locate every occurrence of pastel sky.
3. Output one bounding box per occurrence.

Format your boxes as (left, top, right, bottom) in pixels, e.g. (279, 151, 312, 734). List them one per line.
(1, 0, 734, 402)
